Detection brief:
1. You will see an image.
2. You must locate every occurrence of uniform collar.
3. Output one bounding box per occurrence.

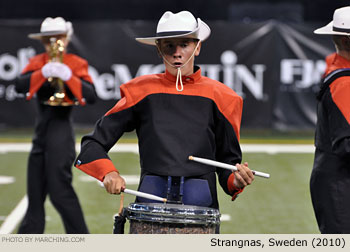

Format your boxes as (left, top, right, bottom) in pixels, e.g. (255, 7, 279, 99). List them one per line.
(325, 53, 350, 75)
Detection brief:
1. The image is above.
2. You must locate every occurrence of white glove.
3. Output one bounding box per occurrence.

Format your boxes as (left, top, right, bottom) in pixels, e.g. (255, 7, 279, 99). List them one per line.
(41, 62, 72, 81)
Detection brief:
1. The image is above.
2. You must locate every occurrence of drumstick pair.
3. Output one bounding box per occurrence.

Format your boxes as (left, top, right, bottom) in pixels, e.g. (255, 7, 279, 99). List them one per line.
(101, 156, 269, 203)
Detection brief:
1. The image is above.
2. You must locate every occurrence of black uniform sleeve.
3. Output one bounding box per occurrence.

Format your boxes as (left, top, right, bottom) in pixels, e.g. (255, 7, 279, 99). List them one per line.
(324, 90, 350, 157)
(15, 72, 32, 94)
(75, 93, 137, 180)
(81, 79, 97, 104)
(214, 105, 242, 196)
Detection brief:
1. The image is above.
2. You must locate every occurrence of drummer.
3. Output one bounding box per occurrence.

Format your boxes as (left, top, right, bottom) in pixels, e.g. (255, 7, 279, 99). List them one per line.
(75, 11, 254, 211)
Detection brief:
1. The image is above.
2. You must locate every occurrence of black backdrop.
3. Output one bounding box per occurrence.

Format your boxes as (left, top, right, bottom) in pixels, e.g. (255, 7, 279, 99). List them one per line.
(0, 19, 334, 130)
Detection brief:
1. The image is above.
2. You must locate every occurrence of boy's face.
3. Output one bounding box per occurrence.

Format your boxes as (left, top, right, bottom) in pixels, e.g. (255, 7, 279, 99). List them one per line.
(157, 38, 201, 76)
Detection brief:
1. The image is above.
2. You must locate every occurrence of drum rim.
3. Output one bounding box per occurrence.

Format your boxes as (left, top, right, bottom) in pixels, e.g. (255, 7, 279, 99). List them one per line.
(126, 203, 221, 225)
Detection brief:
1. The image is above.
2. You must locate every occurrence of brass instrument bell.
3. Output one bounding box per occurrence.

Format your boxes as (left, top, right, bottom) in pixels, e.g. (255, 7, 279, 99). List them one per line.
(44, 37, 77, 106)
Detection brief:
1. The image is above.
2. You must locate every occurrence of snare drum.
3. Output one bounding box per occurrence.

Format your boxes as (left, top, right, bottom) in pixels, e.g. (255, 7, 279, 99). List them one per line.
(125, 203, 220, 234)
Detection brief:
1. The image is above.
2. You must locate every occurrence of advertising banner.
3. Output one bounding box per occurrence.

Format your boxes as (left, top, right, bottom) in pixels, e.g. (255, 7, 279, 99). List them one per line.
(0, 20, 334, 130)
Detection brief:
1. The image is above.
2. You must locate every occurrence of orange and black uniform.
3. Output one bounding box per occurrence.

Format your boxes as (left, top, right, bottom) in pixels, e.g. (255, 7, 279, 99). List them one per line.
(75, 66, 244, 209)
(311, 53, 350, 233)
(15, 53, 96, 234)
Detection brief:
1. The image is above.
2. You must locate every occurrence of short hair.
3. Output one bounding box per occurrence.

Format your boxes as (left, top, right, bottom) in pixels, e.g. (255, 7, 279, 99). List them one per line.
(332, 35, 350, 51)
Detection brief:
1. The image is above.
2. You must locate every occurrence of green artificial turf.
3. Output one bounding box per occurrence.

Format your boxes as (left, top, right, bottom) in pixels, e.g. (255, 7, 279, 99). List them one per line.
(0, 150, 319, 234)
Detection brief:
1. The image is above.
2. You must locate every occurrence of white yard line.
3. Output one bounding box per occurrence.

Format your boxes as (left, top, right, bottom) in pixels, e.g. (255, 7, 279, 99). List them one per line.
(79, 174, 140, 185)
(0, 176, 16, 185)
(241, 144, 315, 154)
(0, 143, 315, 154)
(0, 195, 28, 234)
(220, 214, 231, 222)
(0, 143, 140, 154)
(0, 143, 32, 153)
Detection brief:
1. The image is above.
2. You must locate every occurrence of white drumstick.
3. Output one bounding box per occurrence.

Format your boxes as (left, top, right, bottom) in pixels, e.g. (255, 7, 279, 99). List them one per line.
(188, 156, 270, 178)
(98, 180, 167, 202)
(123, 188, 167, 203)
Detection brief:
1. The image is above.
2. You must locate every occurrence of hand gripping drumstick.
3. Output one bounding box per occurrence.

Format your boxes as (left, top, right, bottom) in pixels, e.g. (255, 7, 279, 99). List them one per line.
(188, 156, 270, 178)
(98, 180, 167, 202)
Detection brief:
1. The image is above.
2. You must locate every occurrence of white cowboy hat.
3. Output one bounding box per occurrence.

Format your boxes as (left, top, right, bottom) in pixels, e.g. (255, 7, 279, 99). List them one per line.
(28, 17, 73, 40)
(314, 6, 350, 35)
(136, 11, 211, 45)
